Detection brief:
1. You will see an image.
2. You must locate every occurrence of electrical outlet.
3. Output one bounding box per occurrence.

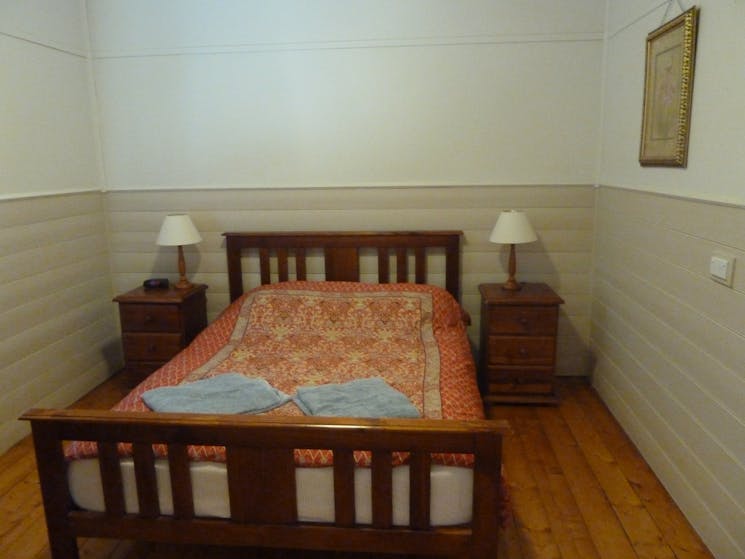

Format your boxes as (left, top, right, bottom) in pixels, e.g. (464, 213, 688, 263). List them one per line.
(709, 253, 735, 287)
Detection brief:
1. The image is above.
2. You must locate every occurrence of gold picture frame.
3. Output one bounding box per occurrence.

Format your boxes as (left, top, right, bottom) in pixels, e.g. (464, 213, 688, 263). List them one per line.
(639, 7, 699, 167)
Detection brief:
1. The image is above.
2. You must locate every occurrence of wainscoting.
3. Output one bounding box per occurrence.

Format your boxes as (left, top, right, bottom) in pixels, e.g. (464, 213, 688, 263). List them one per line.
(0, 191, 119, 453)
(591, 186, 745, 558)
(106, 184, 595, 377)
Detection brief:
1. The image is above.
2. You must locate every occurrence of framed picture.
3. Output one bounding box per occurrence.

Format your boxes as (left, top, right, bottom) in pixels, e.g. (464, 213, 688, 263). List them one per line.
(639, 7, 699, 167)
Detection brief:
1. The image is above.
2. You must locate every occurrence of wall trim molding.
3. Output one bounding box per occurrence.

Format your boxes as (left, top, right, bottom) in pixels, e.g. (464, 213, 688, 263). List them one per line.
(0, 188, 101, 203)
(104, 183, 595, 194)
(92, 32, 603, 60)
(598, 184, 745, 211)
(0, 28, 88, 58)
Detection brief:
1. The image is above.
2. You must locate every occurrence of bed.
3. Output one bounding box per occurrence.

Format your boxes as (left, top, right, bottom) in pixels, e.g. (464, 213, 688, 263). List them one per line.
(22, 230, 508, 559)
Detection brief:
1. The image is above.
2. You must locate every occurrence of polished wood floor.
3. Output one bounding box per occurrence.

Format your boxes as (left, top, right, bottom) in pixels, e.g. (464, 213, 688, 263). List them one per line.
(0, 376, 714, 559)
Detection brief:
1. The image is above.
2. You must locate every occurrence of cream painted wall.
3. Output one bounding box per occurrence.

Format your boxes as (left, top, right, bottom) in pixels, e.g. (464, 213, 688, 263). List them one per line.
(600, 0, 745, 205)
(0, 0, 100, 198)
(0, 2, 117, 454)
(87, 1, 604, 189)
(595, 1, 745, 556)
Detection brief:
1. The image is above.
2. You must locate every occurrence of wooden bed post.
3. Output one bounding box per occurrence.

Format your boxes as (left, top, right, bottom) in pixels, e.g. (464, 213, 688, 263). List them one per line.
(469, 430, 503, 557)
(29, 422, 80, 559)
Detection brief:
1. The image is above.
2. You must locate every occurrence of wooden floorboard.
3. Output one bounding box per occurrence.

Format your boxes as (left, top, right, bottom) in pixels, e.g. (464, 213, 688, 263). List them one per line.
(0, 376, 715, 559)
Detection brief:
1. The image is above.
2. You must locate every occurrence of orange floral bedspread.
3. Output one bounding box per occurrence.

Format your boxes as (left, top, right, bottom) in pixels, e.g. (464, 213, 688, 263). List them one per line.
(68, 281, 484, 467)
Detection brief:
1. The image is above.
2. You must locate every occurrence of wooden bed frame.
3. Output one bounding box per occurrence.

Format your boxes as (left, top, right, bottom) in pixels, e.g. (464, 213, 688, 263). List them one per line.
(22, 231, 507, 559)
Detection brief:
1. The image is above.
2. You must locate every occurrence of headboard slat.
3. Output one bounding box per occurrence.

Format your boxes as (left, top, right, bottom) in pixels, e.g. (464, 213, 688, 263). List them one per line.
(222, 231, 462, 302)
(377, 248, 389, 284)
(414, 247, 426, 284)
(396, 248, 408, 283)
(258, 248, 271, 285)
(295, 247, 307, 280)
(277, 248, 289, 282)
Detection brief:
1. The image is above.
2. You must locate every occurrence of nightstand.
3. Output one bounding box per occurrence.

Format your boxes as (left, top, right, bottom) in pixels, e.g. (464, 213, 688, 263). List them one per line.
(113, 284, 208, 385)
(478, 283, 564, 405)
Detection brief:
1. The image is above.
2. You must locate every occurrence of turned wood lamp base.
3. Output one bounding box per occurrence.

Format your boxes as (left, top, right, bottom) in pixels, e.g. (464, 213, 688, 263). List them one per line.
(501, 243, 523, 291)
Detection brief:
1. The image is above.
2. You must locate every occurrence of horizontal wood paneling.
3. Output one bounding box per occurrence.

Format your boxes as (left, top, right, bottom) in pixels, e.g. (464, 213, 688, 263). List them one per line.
(591, 186, 745, 559)
(0, 192, 119, 455)
(106, 185, 595, 376)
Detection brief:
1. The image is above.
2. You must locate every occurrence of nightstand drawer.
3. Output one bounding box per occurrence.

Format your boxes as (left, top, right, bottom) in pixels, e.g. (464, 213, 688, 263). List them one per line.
(486, 368, 555, 396)
(122, 333, 183, 361)
(123, 362, 163, 386)
(486, 306, 557, 335)
(119, 304, 181, 332)
(486, 336, 554, 366)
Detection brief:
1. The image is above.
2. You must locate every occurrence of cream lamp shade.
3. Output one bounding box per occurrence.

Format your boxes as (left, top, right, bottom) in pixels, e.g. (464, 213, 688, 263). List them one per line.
(489, 210, 537, 291)
(157, 214, 202, 246)
(157, 214, 202, 289)
(489, 210, 538, 245)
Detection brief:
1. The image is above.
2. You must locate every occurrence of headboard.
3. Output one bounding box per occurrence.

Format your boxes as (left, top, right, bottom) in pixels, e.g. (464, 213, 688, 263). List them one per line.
(222, 231, 462, 302)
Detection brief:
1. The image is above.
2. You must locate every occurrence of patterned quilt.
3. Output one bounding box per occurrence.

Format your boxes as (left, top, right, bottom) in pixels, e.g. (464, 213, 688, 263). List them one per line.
(68, 281, 485, 467)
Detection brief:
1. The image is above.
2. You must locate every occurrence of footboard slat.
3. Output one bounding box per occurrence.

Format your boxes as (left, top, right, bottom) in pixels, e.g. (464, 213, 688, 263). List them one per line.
(226, 446, 252, 523)
(132, 442, 159, 518)
(227, 447, 297, 524)
(97, 441, 125, 516)
(167, 443, 194, 519)
(263, 448, 298, 524)
(410, 451, 431, 530)
(371, 450, 393, 529)
(332, 448, 355, 526)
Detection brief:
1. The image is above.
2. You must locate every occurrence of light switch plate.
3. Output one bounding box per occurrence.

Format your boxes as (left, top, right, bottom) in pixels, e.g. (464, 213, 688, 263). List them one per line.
(710, 253, 735, 286)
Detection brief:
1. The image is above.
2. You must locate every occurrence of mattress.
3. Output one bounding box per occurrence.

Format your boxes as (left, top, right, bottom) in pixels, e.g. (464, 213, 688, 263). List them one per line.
(68, 459, 474, 526)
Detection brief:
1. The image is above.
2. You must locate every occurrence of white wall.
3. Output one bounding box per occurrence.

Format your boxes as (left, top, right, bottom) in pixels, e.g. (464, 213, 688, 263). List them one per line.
(0, 0, 99, 198)
(600, 0, 745, 205)
(87, 0, 604, 189)
(595, 1, 745, 557)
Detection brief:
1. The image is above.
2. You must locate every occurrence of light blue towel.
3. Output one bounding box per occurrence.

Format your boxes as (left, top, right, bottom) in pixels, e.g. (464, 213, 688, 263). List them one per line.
(294, 377, 420, 418)
(142, 373, 291, 414)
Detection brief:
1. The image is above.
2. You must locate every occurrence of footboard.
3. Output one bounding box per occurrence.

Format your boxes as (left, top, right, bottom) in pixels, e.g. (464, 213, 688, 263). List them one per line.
(22, 409, 506, 559)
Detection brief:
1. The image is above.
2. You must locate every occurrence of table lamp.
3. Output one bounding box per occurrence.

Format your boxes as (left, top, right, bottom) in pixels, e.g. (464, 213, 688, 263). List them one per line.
(156, 213, 202, 289)
(489, 210, 537, 291)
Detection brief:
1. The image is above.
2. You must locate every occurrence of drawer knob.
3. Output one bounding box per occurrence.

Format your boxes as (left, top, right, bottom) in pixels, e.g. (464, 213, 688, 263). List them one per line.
(148, 344, 157, 352)
(519, 347, 528, 356)
(519, 317, 529, 325)
(144, 315, 154, 323)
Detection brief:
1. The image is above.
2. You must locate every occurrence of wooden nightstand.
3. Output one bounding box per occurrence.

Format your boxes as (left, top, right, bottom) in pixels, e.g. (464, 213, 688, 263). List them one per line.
(478, 283, 564, 405)
(113, 284, 208, 385)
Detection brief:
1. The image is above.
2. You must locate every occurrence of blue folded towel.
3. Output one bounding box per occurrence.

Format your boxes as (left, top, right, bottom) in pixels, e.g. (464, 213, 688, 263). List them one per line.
(294, 377, 420, 418)
(142, 373, 291, 414)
